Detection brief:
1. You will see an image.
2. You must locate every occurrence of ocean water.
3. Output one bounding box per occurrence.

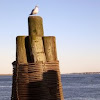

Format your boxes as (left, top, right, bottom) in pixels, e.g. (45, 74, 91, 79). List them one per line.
(0, 74, 100, 100)
(0, 76, 12, 100)
(62, 74, 100, 100)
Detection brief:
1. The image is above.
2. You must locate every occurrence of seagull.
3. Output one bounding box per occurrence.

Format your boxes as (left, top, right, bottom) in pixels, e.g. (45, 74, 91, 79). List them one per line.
(30, 6, 39, 15)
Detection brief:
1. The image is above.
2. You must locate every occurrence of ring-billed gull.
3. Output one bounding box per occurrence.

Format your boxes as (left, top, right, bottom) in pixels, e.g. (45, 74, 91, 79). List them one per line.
(30, 6, 39, 15)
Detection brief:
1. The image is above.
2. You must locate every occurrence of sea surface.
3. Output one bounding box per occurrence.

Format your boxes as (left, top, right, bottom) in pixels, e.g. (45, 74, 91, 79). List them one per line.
(0, 74, 100, 100)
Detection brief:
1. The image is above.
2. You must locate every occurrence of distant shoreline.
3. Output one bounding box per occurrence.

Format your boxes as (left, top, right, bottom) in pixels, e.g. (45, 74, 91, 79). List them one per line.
(0, 72, 100, 76)
(64, 72, 100, 75)
(0, 74, 12, 76)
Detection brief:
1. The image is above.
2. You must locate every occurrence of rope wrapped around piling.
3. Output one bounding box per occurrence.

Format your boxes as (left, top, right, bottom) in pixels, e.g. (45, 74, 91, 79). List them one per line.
(11, 61, 64, 100)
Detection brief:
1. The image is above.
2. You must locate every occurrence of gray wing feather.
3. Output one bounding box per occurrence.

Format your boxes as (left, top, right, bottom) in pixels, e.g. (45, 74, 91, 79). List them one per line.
(30, 9, 34, 15)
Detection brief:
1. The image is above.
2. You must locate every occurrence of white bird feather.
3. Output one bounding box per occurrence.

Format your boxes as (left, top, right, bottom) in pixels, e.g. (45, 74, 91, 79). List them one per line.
(30, 6, 39, 15)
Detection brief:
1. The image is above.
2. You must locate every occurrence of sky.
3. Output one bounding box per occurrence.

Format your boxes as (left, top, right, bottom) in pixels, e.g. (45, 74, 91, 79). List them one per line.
(0, 0, 100, 74)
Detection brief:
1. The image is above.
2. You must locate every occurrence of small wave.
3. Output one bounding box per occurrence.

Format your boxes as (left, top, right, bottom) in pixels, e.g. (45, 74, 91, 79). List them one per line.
(0, 86, 11, 87)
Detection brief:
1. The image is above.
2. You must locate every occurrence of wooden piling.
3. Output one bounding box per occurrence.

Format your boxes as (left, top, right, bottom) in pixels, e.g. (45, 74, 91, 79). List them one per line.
(28, 16, 44, 36)
(43, 62, 64, 100)
(43, 36, 64, 100)
(29, 35, 46, 63)
(12, 16, 64, 100)
(16, 36, 27, 64)
(15, 36, 29, 100)
(43, 36, 58, 62)
(25, 36, 33, 63)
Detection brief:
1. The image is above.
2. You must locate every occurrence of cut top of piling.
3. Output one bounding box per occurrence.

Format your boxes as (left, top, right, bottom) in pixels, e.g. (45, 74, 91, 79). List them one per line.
(28, 16, 44, 37)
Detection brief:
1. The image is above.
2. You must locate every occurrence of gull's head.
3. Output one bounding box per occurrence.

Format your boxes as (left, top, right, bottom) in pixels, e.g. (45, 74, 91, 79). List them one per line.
(35, 6, 38, 8)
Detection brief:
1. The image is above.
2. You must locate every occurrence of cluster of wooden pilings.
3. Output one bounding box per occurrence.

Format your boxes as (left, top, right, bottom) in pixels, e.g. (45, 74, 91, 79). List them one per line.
(11, 16, 64, 100)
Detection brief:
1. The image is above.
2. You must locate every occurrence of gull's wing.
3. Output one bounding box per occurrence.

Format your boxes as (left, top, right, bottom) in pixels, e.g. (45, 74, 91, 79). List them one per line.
(30, 9, 34, 15)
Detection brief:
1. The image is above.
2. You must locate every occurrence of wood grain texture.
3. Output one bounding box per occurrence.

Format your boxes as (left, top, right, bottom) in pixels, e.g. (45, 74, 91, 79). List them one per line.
(28, 16, 44, 36)
(16, 36, 27, 63)
(43, 36, 58, 62)
(29, 35, 46, 63)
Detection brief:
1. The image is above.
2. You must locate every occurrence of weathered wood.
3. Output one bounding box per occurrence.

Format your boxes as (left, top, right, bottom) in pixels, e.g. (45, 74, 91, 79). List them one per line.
(43, 36, 58, 62)
(57, 70, 64, 100)
(25, 36, 33, 63)
(16, 36, 27, 63)
(28, 16, 44, 36)
(29, 35, 46, 63)
(15, 36, 30, 100)
(12, 16, 64, 100)
(43, 61, 64, 100)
